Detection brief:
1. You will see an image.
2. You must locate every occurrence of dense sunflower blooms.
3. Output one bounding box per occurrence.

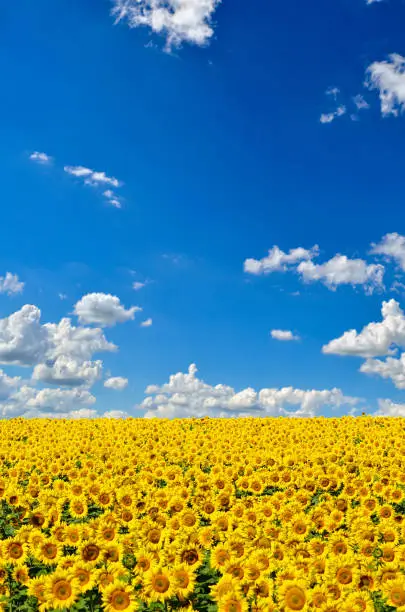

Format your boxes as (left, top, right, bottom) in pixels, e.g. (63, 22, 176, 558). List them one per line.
(0, 416, 405, 610)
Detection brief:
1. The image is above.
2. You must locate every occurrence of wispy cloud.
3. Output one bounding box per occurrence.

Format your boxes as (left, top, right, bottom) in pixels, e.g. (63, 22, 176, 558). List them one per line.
(111, 0, 221, 50)
(140, 318, 153, 327)
(29, 151, 52, 164)
(64, 166, 121, 188)
(270, 329, 300, 341)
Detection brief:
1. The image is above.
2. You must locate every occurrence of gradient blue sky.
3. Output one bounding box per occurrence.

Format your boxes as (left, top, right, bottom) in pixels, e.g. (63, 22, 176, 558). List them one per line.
(1, 0, 405, 418)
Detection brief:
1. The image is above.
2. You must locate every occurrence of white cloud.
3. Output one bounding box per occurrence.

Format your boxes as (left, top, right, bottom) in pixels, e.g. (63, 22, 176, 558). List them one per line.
(0, 305, 48, 366)
(366, 54, 405, 116)
(103, 410, 129, 418)
(139, 364, 360, 418)
(30, 151, 52, 164)
(323, 299, 405, 357)
(360, 354, 405, 389)
(319, 105, 346, 124)
(297, 255, 384, 293)
(270, 329, 299, 341)
(244, 245, 319, 275)
(45, 316, 116, 361)
(104, 376, 128, 390)
(64, 166, 121, 188)
(103, 190, 122, 209)
(32, 356, 103, 388)
(74, 293, 141, 327)
(0, 369, 21, 401)
(326, 87, 340, 99)
(0, 385, 96, 418)
(370, 233, 405, 271)
(111, 0, 221, 49)
(141, 318, 153, 327)
(375, 399, 405, 417)
(133, 281, 146, 291)
(0, 273, 24, 295)
(353, 94, 370, 110)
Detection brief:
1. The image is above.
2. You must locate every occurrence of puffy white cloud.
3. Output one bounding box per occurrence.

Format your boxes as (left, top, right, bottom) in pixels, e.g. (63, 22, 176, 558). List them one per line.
(370, 233, 405, 271)
(0, 385, 96, 418)
(111, 0, 221, 49)
(0, 273, 24, 295)
(104, 376, 128, 390)
(323, 299, 405, 357)
(0, 369, 21, 401)
(244, 245, 319, 275)
(141, 318, 153, 327)
(366, 54, 405, 116)
(32, 356, 103, 388)
(139, 364, 360, 418)
(45, 316, 116, 360)
(103, 410, 129, 418)
(297, 255, 384, 293)
(374, 399, 405, 416)
(270, 329, 299, 341)
(74, 293, 141, 327)
(0, 305, 48, 366)
(64, 166, 121, 188)
(30, 151, 52, 163)
(360, 354, 405, 389)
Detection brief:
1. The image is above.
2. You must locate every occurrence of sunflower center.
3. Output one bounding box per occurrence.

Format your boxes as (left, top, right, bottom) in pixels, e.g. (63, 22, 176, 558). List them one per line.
(336, 567, 352, 584)
(391, 587, 405, 606)
(83, 544, 100, 561)
(175, 571, 189, 588)
(9, 543, 23, 558)
(153, 574, 170, 593)
(285, 586, 306, 610)
(53, 579, 72, 601)
(111, 590, 131, 610)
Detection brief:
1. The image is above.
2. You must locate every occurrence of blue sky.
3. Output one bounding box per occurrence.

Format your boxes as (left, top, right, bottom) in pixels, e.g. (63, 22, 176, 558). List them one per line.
(1, 0, 405, 418)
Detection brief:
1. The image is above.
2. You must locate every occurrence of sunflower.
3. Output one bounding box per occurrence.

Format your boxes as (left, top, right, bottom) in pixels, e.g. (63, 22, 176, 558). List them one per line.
(102, 580, 138, 611)
(134, 548, 156, 574)
(211, 544, 232, 570)
(143, 565, 174, 603)
(27, 576, 47, 607)
(12, 566, 29, 585)
(217, 593, 249, 612)
(44, 569, 80, 610)
(171, 563, 196, 597)
(382, 577, 405, 611)
(2, 536, 28, 566)
(72, 561, 97, 593)
(37, 540, 62, 565)
(69, 495, 88, 519)
(79, 541, 102, 564)
(277, 579, 309, 611)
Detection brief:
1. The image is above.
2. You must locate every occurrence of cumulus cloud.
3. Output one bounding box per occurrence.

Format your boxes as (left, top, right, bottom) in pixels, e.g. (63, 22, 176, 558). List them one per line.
(32, 356, 103, 388)
(370, 232, 405, 271)
(0, 385, 96, 418)
(0, 369, 21, 401)
(0, 273, 24, 295)
(297, 255, 384, 293)
(375, 399, 405, 417)
(139, 364, 360, 418)
(366, 54, 405, 116)
(360, 354, 405, 389)
(104, 376, 128, 390)
(323, 299, 405, 357)
(111, 0, 221, 49)
(74, 293, 141, 327)
(140, 318, 153, 327)
(64, 166, 121, 188)
(0, 305, 48, 366)
(30, 151, 52, 164)
(103, 410, 129, 418)
(244, 245, 319, 275)
(270, 329, 300, 341)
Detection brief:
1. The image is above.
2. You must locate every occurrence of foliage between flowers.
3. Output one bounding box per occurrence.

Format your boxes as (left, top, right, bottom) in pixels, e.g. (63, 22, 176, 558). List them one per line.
(0, 417, 404, 610)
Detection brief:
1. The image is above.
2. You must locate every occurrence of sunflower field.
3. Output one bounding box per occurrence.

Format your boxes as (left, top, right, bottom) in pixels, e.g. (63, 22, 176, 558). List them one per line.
(0, 416, 405, 611)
